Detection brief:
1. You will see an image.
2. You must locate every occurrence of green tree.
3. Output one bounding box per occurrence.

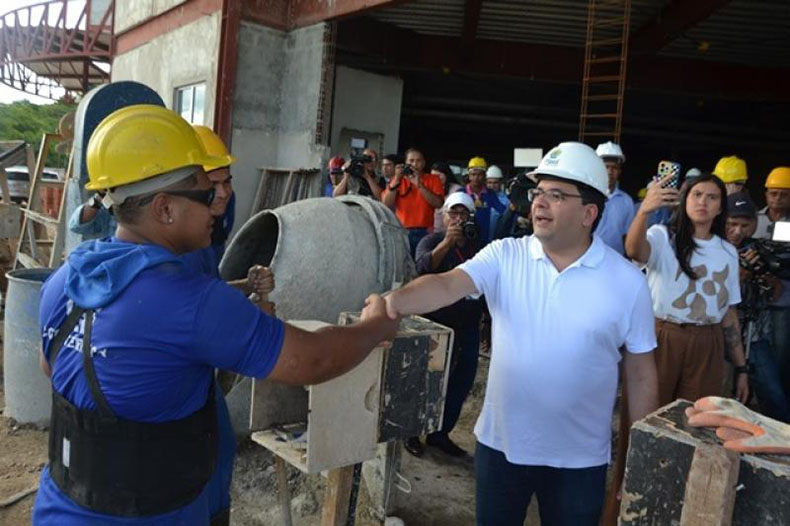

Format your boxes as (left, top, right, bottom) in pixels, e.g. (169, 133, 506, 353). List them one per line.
(0, 100, 77, 169)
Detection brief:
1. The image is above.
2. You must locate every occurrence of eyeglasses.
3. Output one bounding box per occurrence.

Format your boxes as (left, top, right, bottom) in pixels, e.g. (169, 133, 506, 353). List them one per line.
(446, 210, 471, 220)
(138, 187, 216, 207)
(528, 187, 583, 204)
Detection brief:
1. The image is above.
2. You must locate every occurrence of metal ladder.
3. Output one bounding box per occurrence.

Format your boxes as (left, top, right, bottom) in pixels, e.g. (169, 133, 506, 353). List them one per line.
(578, 0, 632, 145)
(13, 127, 74, 270)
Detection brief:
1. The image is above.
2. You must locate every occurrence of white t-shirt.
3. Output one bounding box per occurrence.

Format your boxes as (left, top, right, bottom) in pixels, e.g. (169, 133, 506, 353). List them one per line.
(645, 225, 741, 324)
(459, 235, 656, 468)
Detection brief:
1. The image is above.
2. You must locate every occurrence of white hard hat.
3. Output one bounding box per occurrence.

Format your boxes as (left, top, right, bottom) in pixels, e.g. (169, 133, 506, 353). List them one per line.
(686, 167, 702, 178)
(529, 142, 609, 198)
(443, 192, 476, 213)
(595, 141, 625, 163)
(486, 165, 503, 179)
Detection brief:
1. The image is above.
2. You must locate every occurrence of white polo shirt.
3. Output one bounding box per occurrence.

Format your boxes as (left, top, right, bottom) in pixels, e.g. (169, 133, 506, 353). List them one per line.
(459, 235, 656, 468)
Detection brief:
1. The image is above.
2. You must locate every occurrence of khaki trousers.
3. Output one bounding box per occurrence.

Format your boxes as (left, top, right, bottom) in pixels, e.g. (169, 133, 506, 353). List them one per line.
(601, 319, 725, 526)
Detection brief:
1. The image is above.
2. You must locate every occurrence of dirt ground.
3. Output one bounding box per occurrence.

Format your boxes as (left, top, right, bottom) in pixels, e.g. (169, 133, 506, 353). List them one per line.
(0, 330, 548, 526)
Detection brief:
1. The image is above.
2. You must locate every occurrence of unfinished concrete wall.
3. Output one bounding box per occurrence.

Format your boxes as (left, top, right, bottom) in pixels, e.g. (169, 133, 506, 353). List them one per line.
(111, 12, 222, 127)
(331, 66, 404, 157)
(115, 0, 189, 34)
(230, 21, 329, 232)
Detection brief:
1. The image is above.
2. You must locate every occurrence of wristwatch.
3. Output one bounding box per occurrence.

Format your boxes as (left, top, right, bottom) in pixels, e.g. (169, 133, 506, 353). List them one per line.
(734, 365, 749, 375)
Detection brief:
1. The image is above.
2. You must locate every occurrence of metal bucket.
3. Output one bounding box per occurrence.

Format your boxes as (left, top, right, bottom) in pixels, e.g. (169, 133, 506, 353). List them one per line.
(3, 267, 55, 425)
(220, 195, 414, 323)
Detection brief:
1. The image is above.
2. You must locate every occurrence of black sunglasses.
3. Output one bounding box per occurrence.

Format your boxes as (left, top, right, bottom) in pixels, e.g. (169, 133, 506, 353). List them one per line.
(165, 188, 216, 207)
(137, 188, 215, 207)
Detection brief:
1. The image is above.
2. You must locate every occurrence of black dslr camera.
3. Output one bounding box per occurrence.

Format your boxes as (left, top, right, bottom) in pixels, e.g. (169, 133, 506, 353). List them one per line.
(506, 172, 536, 215)
(462, 220, 479, 241)
(347, 153, 373, 179)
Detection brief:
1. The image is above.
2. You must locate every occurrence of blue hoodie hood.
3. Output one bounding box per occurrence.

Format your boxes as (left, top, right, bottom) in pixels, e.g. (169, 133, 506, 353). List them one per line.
(65, 238, 182, 309)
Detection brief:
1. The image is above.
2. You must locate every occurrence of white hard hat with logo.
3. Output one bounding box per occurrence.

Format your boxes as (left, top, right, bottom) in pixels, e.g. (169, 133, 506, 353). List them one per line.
(443, 191, 476, 213)
(486, 165, 504, 179)
(528, 142, 609, 198)
(595, 141, 625, 164)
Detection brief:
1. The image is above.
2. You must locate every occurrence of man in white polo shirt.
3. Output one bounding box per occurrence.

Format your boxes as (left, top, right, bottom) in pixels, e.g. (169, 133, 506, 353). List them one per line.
(384, 142, 659, 526)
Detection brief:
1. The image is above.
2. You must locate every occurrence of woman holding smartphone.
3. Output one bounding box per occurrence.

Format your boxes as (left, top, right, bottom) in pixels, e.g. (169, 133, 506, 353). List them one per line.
(626, 172, 749, 405)
(603, 172, 751, 526)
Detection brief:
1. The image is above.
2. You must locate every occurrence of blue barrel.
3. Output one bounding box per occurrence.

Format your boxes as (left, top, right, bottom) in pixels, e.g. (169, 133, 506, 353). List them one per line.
(3, 268, 54, 425)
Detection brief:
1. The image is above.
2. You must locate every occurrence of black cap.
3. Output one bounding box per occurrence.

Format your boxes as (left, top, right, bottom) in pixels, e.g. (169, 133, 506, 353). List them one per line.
(727, 192, 756, 219)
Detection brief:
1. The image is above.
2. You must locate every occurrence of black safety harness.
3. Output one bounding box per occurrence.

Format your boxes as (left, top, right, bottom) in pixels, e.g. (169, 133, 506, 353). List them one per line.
(47, 305, 218, 517)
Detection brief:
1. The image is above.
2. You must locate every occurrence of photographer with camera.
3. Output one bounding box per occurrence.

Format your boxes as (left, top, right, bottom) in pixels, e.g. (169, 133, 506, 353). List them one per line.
(383, 148, 445, 255)
(404, 192, 482, 458)
(494, 172, 535, 240)
(753, 167, 790, 405)
(332, 147, 384, 200)
(725, 193, 789, 422)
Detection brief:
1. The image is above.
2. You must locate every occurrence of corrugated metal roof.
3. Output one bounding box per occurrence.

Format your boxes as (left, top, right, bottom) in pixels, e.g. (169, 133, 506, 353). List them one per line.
(370, 0, 789, 68)
(659, 0, 790, 68)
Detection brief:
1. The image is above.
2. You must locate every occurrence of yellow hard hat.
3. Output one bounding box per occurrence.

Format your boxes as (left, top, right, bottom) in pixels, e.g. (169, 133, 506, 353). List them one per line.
(713, 155, 748, 184)
(766, 166, 790, 189)
(86, 105, 226, 191)
(468, 156, 487, 171)
(192, 125, 237, 171)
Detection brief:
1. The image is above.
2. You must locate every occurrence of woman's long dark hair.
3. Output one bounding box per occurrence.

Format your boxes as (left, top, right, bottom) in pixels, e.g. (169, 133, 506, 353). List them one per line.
(669, 173, 728, 280)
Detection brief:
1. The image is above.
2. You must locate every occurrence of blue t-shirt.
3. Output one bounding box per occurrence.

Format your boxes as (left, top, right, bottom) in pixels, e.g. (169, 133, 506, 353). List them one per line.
(596, 187, 635, 255)
(34, 251, 284, 525)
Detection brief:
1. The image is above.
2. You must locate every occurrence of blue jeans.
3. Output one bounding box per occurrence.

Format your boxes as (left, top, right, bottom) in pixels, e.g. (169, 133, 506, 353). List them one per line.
(407, 228, 428, 259)
(475, 442, 607, 526)
(429, 323, 479, 439)
(750, 338, 790, 423)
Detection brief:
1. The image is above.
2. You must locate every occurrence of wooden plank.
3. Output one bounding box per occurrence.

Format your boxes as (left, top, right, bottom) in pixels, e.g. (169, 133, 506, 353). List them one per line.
(680, 444, 739, 526)
(320, 465, 355, 526)
(275, 456, 294, 526)
(250, 430, 308, 474)
(15, 251, 41, 269)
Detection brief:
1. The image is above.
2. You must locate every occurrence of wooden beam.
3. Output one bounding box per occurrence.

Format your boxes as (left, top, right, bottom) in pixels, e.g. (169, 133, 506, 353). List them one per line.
(320, 465, 355, 526)
(241, 0, 289, 31)
(630, 0, 732, 56)
(679, 444, 740, 526)
(290, 0, 411, 29)
(214, 0, 241, 143)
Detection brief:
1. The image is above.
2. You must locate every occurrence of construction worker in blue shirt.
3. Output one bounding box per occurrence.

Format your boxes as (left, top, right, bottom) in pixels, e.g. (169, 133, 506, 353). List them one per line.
(69, 123, 248, 526)
(33, 105, 399, 526)
(594, 142, 634, 255)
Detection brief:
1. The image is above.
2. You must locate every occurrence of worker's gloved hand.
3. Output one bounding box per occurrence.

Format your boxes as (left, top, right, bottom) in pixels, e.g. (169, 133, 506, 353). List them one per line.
(685, 396, 790, 455)
(247, 265, 274, 296)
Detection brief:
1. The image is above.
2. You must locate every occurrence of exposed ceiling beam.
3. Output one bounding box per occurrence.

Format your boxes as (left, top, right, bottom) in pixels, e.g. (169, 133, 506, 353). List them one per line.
(289, 0, 412, 29)
(337, 17, 790, 101)
(629, 0, 732, 56)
